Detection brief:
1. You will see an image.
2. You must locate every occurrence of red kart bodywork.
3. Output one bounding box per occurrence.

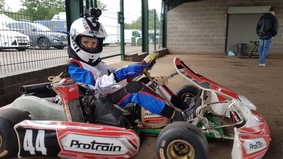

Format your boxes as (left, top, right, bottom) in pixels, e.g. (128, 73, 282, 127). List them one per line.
(174, 57, 271, 159)
(15, 120, 139, 159)
(0, 55, 270, 159)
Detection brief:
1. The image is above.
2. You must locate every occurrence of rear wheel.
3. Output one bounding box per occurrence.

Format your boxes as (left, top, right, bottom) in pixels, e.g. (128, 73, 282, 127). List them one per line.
(156, 122, 208, 159)
(37, 38, 50, 49)
(0, 108, 30, 158)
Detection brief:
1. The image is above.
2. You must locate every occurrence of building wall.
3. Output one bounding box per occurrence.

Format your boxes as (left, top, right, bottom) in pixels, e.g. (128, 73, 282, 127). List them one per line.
(167, 0, 283, 54)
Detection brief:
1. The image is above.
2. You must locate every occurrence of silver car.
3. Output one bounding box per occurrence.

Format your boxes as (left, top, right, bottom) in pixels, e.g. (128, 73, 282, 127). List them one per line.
(6, 21, 68, 49)
(0, 25, 30, 51)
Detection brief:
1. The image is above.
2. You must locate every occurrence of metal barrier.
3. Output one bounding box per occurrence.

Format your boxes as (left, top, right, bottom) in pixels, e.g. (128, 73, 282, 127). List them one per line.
(0, 9, 162, 75)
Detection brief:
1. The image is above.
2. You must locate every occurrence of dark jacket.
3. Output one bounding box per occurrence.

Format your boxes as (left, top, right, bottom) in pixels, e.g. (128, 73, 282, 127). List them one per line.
(256, 13, 279, 40)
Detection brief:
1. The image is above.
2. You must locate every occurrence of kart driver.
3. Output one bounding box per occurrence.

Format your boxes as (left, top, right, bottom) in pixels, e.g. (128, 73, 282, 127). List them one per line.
(67, 14, 199, 122)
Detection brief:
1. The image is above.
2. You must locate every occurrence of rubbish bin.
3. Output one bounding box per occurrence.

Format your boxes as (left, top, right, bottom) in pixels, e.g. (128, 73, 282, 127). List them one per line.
(137, 37, 142, 46)
(237, 43, 247, 56)
(131, 37, 136, 46)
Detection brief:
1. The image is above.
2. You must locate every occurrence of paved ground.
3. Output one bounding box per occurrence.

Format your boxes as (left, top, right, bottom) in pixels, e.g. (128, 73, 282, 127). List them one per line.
(110, 54, 283, 159)
(23, 54, 283, 159)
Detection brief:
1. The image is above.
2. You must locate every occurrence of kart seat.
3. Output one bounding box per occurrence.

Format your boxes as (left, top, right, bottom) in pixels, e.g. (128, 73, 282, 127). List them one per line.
(92, 97, 128, 127)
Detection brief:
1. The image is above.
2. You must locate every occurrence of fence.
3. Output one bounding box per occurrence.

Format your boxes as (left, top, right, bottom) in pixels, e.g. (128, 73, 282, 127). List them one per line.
(0, 1, 163, 75)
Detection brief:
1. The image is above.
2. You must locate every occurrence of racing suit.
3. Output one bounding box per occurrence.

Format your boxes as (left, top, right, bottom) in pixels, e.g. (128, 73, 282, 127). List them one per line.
(66, 46, 193, 120)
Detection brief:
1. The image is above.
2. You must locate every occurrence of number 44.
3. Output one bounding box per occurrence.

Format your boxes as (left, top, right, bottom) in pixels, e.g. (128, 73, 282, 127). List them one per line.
(23, 129, 47, 155)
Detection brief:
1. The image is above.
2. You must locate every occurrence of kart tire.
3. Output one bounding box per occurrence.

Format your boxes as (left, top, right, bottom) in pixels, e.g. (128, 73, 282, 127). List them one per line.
(156, 121, 208, 159)
(0, 108, 30, 158)
(175, 85, 199, 102)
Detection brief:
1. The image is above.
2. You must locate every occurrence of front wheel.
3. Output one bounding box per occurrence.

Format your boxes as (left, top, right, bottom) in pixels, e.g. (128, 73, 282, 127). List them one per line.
(156, 122, 208, 159)
(17, 48, 27, 51)
(176, 85, 199, 102)
(0, 108, 30, 158)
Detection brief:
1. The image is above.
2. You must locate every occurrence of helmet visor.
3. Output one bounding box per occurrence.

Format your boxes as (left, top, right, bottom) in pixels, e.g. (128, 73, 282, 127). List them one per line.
(77, 36, 101, 54)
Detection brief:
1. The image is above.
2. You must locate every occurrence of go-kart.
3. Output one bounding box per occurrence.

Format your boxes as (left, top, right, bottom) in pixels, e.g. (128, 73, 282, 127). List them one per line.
(0, 53, 270, 159)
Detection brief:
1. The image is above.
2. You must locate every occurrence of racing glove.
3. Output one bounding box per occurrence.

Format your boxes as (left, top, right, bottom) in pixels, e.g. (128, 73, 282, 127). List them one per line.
(114, 63, 147, 82)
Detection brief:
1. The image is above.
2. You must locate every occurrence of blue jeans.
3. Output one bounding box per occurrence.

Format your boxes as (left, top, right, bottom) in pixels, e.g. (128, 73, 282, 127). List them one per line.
(259, 39, 272, 64)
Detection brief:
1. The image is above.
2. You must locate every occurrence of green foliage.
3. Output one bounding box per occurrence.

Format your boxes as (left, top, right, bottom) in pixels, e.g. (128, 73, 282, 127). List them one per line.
(2, 0, 159, 31)
(0, 0, 5, 12)
(4, 0, 105, 21)
(5, 0, 106, 21)
(18, 0, 65, 21)
(125, 9, 161, 30)
(97, 1, 107, 10)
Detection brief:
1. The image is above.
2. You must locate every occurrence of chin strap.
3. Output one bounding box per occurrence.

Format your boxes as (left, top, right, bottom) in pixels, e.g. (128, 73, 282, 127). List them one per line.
(88, 58, 101, 66)
(68, 46, 101, 66)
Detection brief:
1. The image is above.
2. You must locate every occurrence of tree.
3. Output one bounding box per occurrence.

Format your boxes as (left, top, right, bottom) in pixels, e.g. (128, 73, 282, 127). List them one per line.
(97, 1, 107, 10)
(125, 9, 161, 30)
(0, 0, 5, 12)
(12, 0, 106, 21)
(84, 0, 106, 10)
(18, 0, 65, 21)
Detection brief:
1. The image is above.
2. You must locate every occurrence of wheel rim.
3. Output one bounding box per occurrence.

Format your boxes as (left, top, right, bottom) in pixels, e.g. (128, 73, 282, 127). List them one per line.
(180, 92, 195, 102)
(167, 139, 195, 159)
(38, 38, 49, 49)
(0, 135, 2, 149)
(0, 134, 8, 157)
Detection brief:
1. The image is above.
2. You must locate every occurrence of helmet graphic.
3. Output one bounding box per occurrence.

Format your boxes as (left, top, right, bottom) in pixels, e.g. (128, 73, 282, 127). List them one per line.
(70, 16, 107, 64)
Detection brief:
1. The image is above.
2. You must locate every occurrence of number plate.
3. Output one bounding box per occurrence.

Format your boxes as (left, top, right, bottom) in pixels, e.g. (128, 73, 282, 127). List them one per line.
(16, 127, 61, 157)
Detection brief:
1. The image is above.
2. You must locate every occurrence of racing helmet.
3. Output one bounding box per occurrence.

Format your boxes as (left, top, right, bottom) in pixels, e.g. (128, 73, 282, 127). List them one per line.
(69, 17, 107, 63)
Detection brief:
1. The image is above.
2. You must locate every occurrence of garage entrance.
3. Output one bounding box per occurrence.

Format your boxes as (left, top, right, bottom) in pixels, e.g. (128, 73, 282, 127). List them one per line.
(226, 6, 270, 55)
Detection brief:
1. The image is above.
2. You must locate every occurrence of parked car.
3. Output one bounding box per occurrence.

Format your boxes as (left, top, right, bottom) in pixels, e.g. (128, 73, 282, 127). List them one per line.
(6, 21, 68, 49)
(33, 20, 67, 35)
(0, 25, 30, 51)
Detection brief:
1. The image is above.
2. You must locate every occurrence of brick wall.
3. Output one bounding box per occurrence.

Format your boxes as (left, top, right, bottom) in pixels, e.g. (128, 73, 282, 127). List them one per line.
(0, 65, 66, 106)
(167, 0, 283, 54)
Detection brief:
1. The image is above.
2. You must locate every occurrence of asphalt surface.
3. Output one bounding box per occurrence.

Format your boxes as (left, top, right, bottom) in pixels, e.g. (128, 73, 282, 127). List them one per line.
(22, 53, 283, 159)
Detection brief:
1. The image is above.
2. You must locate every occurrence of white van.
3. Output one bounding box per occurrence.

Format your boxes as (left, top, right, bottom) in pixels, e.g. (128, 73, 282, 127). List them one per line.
(98, 11, 120, 46)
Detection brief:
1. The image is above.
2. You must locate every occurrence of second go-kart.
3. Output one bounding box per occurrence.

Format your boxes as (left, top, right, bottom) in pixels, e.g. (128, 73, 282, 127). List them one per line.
(0, 53, 270, 159)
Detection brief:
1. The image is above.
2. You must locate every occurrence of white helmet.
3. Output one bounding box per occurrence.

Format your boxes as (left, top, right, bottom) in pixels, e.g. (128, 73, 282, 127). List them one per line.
(69, 17, 107, 64)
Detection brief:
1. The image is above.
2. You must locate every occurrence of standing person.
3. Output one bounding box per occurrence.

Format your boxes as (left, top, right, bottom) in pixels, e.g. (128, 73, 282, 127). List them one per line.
(66, 13, 200, 122)
(256, 6, 279, 67)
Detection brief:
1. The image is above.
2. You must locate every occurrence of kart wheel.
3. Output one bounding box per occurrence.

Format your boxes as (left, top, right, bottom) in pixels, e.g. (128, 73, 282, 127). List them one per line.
(176, 85, 199, 102)
(156, 122, 208, 159)
(0, 108, 30, 158)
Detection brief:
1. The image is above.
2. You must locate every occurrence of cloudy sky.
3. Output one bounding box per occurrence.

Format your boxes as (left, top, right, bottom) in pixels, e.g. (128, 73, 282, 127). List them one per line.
(4, 0, 162, 23)
(4, 0, 162, 13)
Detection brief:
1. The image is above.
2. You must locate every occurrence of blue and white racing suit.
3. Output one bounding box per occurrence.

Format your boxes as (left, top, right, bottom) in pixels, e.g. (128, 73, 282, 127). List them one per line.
(67, 58, 173, 116)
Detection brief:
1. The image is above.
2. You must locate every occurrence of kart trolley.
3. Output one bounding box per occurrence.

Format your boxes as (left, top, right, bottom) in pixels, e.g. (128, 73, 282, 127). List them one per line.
(249, 40, 259, 58)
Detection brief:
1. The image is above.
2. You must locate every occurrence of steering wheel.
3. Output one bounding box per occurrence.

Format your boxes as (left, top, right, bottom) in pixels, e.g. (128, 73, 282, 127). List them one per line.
(126, 53, 157, 83)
